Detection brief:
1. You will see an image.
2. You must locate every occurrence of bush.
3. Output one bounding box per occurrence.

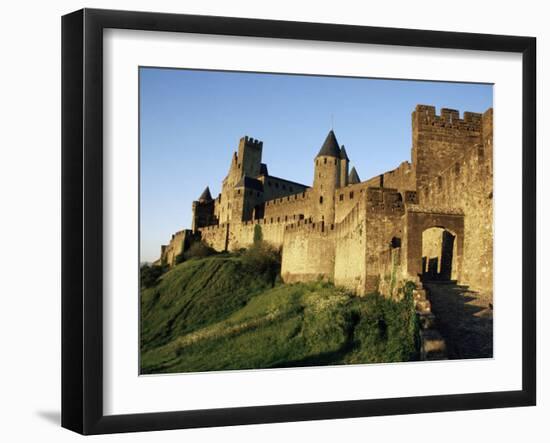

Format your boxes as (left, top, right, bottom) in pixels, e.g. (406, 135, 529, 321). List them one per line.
(253, 224, 263, 244)
(140, 264, 166, 289)
(345, 289, 419, 363)
(183, 241, 216, 260)
(241, 241, 281, 284)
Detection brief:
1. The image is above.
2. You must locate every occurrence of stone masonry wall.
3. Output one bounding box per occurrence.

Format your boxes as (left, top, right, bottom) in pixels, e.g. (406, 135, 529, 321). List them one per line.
(334, 182, 370, 223)
(281, 221, 336, 283)
(159, 229, 194, 266)
(227, 220, 287, 251)
(199, 224, 228, 251)
(364, 161, 415, 194)
(262, 190, 313, 222)
(418, 108, 493, 292)
(412, 105, 483, 191)
(334, 198, 368, 294)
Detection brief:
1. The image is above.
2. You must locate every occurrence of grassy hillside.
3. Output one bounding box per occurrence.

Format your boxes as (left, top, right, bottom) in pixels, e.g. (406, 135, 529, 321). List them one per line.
(141, 254, 419, 374)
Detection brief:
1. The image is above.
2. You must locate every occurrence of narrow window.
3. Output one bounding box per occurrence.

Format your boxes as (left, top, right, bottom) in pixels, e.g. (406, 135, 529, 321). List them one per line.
(319, 196, 324, 204)
(350, 191, 354, 199)
(324, 158, 327, 164)
(339, 194, 344, 201)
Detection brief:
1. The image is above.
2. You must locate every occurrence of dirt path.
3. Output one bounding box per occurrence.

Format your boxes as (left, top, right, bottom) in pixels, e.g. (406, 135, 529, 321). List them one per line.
(423, 282, 493, 360)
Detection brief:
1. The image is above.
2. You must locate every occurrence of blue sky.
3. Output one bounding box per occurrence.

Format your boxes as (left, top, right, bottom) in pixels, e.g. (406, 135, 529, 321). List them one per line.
(140, 67, 492, 262)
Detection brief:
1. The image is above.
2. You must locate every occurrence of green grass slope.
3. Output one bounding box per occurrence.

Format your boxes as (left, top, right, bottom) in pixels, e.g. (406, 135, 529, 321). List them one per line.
(141, 255, 419, 374)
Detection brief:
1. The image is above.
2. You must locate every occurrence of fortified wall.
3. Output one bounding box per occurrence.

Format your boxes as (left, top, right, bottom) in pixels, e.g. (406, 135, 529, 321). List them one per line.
(157, 104, 493, 298)
(155, 229, 195, 267)
(417, 108, 493, 292)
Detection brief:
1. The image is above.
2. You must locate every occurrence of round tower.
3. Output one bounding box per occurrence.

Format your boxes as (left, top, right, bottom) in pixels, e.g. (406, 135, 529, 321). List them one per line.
(313, 130, 341, 224)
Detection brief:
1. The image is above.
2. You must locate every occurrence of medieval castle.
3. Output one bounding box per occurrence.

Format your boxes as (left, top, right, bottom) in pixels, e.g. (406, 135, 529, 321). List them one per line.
(156, 104, 493, 297)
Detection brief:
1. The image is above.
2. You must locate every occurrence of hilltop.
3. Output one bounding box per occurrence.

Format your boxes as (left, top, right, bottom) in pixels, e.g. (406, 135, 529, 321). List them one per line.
(140, 250, 420, 374)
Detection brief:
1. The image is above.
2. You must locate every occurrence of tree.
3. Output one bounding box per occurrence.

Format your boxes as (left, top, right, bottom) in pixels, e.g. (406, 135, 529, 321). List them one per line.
(253, 224, 263, 244)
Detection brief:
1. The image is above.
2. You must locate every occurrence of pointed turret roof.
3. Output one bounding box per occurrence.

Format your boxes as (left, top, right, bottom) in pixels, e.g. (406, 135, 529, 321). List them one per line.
(198, 186, 212, 202)
(316, 130, 340, 158)
(348, 167, 360, 184)
(339, 145, 349, 161)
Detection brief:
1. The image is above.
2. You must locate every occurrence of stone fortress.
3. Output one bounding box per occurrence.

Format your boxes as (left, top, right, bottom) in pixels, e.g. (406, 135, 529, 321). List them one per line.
(157, 104, 493, 297)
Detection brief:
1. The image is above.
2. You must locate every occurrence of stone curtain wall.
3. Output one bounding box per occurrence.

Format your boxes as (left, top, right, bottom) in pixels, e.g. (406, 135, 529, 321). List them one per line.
(228, 220, 287, 250)
(199, 224, 228, 251)
(281, 221, 336, 283)
(418, 109, 493, 292)
(333, 181, 374, 223)
(334, 199, 368, 294)
(158, 229, 194, 266)
(262, 191, 312, 223)
(364, 161, 415, 194)
(200, 219, 290, 252)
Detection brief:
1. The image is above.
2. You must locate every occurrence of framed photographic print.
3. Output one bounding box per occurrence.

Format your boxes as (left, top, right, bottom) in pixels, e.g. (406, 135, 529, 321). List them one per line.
(61, 8, 536, 435)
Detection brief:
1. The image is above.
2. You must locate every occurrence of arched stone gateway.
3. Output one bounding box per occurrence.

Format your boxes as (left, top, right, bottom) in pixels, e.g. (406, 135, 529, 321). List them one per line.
(421, 227, 457, 281)
(402, 206, 464, 283)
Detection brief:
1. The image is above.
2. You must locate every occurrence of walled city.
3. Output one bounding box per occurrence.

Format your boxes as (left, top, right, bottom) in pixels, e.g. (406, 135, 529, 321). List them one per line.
(156, 104, 493, 298)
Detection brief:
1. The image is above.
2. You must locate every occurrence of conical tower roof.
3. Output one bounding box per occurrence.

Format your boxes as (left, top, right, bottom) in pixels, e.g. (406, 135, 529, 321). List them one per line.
(348, 167, 360, 184)
(316, 130, 340, 158)
(339, 145, 349, 160)
(198, 186, 212, 202)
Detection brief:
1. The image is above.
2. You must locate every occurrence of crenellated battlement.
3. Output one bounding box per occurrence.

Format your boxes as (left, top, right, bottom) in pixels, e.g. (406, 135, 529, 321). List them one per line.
(414, 104, 482, 132)
(265, 190, 309, 206)
(240, 135, 263, 149)
(284, 218, 335, 234)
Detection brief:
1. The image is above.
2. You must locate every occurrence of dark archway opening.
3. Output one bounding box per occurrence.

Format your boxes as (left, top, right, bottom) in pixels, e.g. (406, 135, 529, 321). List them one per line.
(421, 227, 456, 282)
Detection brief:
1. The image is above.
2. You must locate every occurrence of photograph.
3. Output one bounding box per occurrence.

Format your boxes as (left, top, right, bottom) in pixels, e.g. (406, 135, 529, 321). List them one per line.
(139, 68, 494, 374)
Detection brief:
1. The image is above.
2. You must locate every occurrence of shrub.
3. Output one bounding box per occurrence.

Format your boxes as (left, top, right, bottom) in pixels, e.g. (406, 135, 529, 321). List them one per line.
(140, 264, 166, 289)
(183, 240, 216, 260)
(241, 241, 281, 284)
(346, 290, 419, 363)
(253, 224, 263, 244)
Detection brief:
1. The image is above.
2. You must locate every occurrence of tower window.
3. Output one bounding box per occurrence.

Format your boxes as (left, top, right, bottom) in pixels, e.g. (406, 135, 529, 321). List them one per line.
(350, 191, 354, 199)
(324, 158, 327, 164)
(319, 196, 323, 204)
(339, 194, 344, 201)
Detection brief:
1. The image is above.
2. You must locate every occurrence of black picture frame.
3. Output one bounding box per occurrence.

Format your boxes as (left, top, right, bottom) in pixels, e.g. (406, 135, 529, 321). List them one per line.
(61, 8, 536, 435)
